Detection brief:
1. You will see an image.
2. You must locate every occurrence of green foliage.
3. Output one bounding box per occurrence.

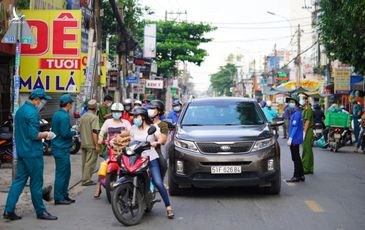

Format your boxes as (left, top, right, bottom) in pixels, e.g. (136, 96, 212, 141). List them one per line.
(16, 0, 30, 9)
(317, 0, 365, 73)
(210, 63, 236, 96)
(136, 20, 216, 77)
(102, 0, 150, 56)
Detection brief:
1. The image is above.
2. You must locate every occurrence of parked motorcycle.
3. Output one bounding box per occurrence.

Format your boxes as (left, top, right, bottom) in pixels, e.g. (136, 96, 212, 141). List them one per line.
(328, 126, 352, 152)
(111, 126, 159, 226)
(313, 123, 324, 141)
(0, 117, 13, 168)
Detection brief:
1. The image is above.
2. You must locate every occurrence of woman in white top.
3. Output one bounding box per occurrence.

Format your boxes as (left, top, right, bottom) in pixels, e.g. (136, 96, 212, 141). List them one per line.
(130, 107, 174, 219)
(94, 103, 131, 198)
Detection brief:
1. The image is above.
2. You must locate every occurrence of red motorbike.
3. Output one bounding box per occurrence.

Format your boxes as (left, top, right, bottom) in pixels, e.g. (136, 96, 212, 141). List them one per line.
(111, 126, 159, 226)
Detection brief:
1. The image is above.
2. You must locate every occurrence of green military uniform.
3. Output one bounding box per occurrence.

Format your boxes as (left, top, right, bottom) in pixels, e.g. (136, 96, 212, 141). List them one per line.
(80, 106, 99, 185)
(98, 104, 110, 157)
(5, 89, 51, 217)
(51, 94, 77, 202)
(302, 104, 314, 173)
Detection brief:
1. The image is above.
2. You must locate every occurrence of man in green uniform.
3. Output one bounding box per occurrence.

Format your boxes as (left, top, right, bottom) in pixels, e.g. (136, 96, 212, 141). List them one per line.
(3, 88, 57, 221)
(302, 100, 314, 174)
(51, 94, 77, 205)
(98, 95, 113, 157)
(80, 99, 100, 186)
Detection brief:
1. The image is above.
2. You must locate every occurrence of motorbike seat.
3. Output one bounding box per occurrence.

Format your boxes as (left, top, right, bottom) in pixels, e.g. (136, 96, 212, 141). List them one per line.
(0, 132, 12, 140)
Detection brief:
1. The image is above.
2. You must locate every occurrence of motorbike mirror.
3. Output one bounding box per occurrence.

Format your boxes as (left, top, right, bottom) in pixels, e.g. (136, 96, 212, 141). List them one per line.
(92, 129, 100, 134)
(74, 112, 80, 118)
(147, 126, 157, 135)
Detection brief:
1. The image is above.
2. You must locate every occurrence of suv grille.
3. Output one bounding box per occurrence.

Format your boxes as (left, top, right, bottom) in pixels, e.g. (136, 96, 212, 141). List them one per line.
(196, 142, 254, 154)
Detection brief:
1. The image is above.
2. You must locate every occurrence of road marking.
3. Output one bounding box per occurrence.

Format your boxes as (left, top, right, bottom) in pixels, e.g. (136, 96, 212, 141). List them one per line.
(305, 200, 325, 213)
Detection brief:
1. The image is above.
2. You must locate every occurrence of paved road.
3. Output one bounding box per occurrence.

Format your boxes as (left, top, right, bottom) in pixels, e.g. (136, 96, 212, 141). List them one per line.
(1, 138, 365, 230)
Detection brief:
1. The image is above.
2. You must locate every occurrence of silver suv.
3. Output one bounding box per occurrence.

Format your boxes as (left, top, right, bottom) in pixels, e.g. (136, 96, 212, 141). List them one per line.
(167, 97, 281, 195)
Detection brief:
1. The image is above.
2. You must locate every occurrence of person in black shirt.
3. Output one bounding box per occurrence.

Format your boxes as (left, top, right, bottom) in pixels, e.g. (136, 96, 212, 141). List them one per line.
(313, 104, 325, 128)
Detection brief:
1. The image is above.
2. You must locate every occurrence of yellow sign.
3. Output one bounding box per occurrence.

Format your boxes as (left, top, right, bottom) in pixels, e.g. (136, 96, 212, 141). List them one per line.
(20, 10, 82, 93)
(283, 80, 320, 91)
(80, 54, 107, 87)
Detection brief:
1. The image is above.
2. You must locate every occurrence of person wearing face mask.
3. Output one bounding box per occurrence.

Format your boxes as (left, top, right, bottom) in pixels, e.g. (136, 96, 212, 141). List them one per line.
(130, 107, 174, 219)
(262, 100, 278, 123)
(51, 94, 77, 205)
(4, 88, 58, 221)
(134, 100, 142, 109)
(148, 100, 169, 180)
(122, 98, 134, 124)
(302, 100, 314, 174)
(167, 99, 183, 124)
(93, 102, 131, 198)
(286, 96, 305, 183)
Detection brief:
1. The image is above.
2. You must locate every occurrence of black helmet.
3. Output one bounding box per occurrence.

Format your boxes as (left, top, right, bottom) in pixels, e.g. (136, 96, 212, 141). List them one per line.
(131, 107, 148, 118)
(173, 99, 182, 106)
(150, 100, 165, 112)
(104, 95, 113, 101)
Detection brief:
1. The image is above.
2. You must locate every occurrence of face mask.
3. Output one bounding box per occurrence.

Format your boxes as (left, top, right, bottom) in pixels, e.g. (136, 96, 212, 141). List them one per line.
(148, 109, 157, 118)
(134, 105, 141, 109)
(112, 112, 122, 119)
(133, 118, 142, 127)
(37, 99, 47, 112)
(173, 106, 181, 112)
(289, 103, 295, 109)
(125, 106, 131, 111)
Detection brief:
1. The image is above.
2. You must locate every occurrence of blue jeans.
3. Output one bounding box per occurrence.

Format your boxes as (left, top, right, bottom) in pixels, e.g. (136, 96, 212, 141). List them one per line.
(149, 159, 171, 207)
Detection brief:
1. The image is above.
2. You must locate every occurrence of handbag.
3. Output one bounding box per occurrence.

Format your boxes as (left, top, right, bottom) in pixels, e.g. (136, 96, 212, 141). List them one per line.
(97, 160, 108, 177)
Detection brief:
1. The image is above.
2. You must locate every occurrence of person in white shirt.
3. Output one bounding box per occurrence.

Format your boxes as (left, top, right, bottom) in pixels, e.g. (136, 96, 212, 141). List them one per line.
(94, 103, 131, 198)
(130, 107, 174, 219)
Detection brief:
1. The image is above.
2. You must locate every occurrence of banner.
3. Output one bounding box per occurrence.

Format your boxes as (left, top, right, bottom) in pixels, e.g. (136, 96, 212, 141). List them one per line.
(143, 24, 156, 58)
(146, 80, 163, 89)
(334, 67, 351, 94)
(20, 10, 82, 93)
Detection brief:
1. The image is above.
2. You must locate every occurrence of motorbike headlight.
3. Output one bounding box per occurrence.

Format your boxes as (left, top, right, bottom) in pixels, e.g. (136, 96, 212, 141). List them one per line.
(174, 138, 199, 152)
(252, 137, 275, 151)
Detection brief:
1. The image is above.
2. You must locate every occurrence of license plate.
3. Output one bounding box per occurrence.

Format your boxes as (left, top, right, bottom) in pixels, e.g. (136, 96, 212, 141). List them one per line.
(211, 166, 241, 174)
(334, 133, 341, 139)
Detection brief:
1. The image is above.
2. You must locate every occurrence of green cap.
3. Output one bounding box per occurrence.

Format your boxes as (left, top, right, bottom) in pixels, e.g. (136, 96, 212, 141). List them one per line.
(60, 94, 74, 104)
(30, 88, 52, 100)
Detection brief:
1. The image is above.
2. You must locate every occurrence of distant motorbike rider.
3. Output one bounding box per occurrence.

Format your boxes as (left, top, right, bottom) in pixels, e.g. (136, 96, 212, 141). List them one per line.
(134, 100, 142, 109)
(122, 99, 134, 124)
(167, 99, 183, 124)
(262, 100, 278, 123)
(51, 94, 77, 205)
(313, 104, 325, 129)
(353, 101, 362, 143)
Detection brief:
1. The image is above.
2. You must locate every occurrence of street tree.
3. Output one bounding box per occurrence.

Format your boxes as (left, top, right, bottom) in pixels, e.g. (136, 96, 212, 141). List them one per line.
(102, 0, 151, 57)
(317, 0, 365, 73)
(210, 63, 236, 96)
(136, 20, 216, 77)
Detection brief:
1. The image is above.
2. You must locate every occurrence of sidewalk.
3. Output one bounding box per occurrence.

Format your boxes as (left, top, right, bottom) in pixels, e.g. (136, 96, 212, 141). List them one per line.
(0, 153, 84, 215)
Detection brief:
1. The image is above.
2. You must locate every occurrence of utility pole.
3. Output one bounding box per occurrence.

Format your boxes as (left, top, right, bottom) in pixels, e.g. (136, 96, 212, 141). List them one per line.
(296, 24, 301, 88)
(93, 0, 102, 101)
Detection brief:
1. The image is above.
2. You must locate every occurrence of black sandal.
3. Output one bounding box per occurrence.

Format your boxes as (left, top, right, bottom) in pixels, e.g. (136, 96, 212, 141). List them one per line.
(94, 189, 102, 199)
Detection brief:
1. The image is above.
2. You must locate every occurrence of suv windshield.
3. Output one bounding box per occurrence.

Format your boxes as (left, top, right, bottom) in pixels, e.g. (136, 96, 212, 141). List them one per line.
(181, 101, 265, 126)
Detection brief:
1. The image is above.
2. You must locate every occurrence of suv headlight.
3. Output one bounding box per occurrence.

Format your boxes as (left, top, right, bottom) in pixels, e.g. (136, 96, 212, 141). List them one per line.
(174, 138, 199, 152)
(252, 137, 275, 151)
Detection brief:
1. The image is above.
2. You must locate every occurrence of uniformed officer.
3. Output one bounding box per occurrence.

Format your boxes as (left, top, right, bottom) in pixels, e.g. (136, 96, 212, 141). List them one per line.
(51, 94, 77, 205)
(286, 96, 305, 183)
(3, 88, 57, 221)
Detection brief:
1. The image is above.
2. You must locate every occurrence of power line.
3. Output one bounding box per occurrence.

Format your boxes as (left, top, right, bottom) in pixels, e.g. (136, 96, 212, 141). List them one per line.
(143, 14, 312, 25)
(217, 24, 312, 30)
(282, 41, 318, 68)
